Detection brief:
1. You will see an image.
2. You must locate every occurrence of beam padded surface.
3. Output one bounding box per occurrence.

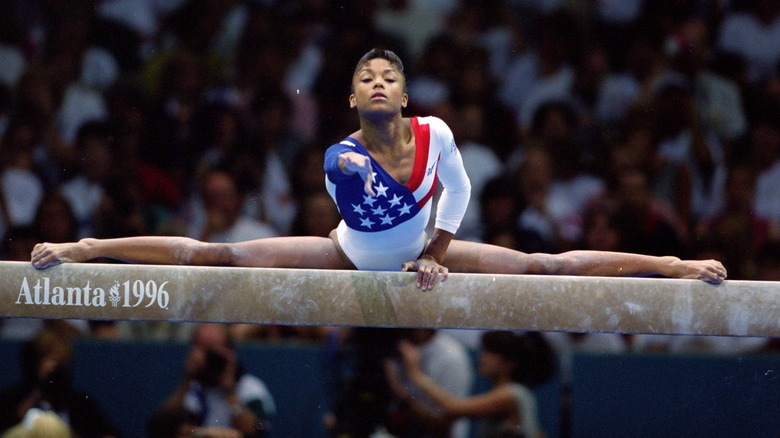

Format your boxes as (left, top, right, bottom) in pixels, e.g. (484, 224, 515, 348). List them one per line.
(0, 261, 778, 336)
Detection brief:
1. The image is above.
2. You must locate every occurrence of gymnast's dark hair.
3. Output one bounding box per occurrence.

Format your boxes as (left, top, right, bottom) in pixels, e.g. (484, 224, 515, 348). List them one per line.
(352, 48, 407, 94)
(354, 48, 405, 76)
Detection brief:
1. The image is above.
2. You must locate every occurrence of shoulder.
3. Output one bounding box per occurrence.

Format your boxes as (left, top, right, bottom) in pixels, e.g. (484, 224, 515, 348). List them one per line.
(413, 116, 456, 153)
(326, 134, 363, 153)
(413, 115, 451, 133)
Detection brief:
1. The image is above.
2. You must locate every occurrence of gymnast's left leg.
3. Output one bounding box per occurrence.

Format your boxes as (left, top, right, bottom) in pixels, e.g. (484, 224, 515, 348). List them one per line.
(444, 240, 726, 283)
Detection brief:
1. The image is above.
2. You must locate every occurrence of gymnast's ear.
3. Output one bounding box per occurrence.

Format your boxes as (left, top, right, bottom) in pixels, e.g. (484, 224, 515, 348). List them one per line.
(349, 94, 356, 108)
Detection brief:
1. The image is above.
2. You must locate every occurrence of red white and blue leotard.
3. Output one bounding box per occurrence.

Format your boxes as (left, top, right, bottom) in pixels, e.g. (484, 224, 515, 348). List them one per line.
(324, 116, 471, 271)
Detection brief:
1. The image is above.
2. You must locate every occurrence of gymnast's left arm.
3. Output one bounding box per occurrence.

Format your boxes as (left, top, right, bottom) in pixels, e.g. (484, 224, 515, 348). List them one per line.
(402, 122, 471, 290)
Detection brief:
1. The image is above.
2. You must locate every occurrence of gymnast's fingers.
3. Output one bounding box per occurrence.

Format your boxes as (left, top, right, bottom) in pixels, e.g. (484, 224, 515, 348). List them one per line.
(364, 170, 376, 197)
(418, 267, 434, 291)
(702, 261, 726, 284)
(31, 243, 62, 269)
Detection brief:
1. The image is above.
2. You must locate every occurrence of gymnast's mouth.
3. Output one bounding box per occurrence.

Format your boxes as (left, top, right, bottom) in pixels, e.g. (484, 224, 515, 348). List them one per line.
(371, 92, 387, 99)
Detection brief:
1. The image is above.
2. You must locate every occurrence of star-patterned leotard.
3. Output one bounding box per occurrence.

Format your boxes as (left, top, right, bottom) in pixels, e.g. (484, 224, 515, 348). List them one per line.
(324, 116, 471, 271)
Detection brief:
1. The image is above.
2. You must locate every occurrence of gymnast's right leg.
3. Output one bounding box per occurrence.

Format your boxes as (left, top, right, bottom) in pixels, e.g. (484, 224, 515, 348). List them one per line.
(232, 235, 356, 270)
(31, 235, 355, 271)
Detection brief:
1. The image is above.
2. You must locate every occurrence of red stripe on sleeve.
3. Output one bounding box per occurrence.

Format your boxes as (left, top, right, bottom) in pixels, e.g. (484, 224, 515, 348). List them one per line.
(407, 117, 430, 192)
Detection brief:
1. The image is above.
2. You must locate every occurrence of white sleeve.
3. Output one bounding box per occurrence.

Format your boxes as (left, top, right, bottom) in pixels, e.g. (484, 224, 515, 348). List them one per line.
(431, 118, 471, 234)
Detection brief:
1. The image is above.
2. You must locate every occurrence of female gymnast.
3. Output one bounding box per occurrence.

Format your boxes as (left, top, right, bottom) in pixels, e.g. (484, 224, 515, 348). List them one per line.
(30, 48, 727, 290)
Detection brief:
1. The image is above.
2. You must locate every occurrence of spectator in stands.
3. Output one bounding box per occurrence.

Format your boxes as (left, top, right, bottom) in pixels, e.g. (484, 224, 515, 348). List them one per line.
(187, 168, 277, 243)
(609, 165, 688, 257)
(695, 162, 778, 280)
(749, 114, 780, 228)
(242, 90, 301, 235)
(1, 408, 72, 438)
(159, 324, 275, 438)
(718, 0, 780, 85)
(0, 330, 120, 437)
(59, 121, 115, 238)
(33, 192, 78, 245)
(648, 72, 727, 226)
(146, 405, 242, 438)
(446, 102, 504, 241)
(323, 328, 403, 438)
(387, 331, 556, 438)
(478, 175, 551, 254)
(0, 118, 45, 244)
(382, 329, 474, 438)
(756, 239, 780, 282)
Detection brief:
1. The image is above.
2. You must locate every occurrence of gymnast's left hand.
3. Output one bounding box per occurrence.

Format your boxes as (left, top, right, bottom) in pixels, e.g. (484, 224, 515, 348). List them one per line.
(402, 255, 448, 291)
(671, 258, 728, 284)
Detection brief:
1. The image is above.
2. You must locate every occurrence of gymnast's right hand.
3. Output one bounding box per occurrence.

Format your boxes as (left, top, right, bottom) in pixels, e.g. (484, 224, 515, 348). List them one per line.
(31, 241, 86, 269)
(339, 152, 376, 196)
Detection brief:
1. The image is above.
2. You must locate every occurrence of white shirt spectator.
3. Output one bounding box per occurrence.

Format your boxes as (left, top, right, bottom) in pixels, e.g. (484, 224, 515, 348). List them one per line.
(0, 44, 26, 87)
(56, 84, 108, 144)
(519, 66, 575, 131)
(206, 216, 278, 243)
(0, 168, 43, 238)
(695, 71, 748, 141)
(407, 331, 475, 438)
(60, 175, 106, 238)
(80, 47, 120, 91)
(547, 175, 605, 243)
(596, 73, 641, 127)
(753, 159, 780, 225)
(595, 0, 643, 24)
(457, 141, 504, 241)
(498, 52, 538, 121)
(718, 11, 780, 84)
(184, 373, 276, 429)
(374, 0, 454, 57)
(243, 151, 297, 236)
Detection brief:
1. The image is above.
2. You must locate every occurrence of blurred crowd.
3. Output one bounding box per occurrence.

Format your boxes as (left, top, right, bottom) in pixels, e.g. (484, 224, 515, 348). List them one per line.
(3, 0, 780, 271)
(2, 0, 780, 435)
(2, 0, 780, 276)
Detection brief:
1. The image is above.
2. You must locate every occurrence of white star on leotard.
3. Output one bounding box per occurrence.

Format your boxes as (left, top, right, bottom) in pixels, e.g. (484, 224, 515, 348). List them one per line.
(380, 214, 395, 225)
(371, 205, 387, 216)
(373, 182, 389, 197)
(352, 204, 366, 215)
(360, 217, 375, 229)
(388, 194, 403, 207)
(363, 194, 377, 207)
(398, 203, 412, 215)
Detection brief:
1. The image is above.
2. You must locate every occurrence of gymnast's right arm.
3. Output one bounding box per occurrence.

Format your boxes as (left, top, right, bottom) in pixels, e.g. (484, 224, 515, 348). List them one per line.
(31, 237, 234, 269)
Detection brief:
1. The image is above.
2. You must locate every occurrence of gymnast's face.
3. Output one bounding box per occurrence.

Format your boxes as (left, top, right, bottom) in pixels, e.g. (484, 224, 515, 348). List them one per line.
(350, 58, 408, 116)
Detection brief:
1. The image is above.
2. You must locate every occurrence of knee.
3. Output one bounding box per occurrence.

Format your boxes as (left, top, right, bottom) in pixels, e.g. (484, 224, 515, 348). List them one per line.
(529, 253, 575, 275)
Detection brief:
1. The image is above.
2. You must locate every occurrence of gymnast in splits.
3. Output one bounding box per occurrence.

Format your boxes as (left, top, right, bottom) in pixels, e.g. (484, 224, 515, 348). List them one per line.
(31, 49, 727, 290)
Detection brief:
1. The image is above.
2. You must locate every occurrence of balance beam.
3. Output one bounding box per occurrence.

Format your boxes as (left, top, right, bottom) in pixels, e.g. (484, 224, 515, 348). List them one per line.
(0, 261, 778, 337)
